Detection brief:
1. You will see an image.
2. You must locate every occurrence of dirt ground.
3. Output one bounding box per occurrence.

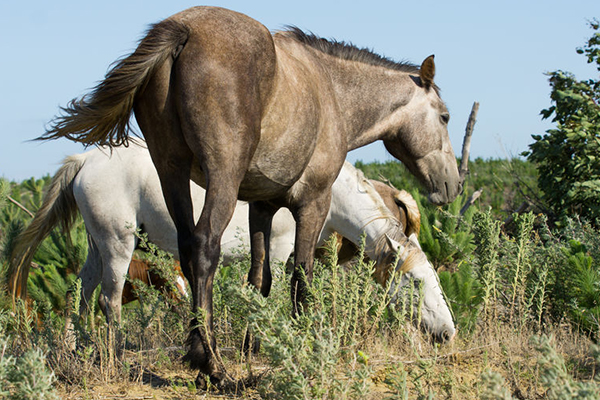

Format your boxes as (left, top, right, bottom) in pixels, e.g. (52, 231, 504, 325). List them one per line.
(53, 334, 540, 400)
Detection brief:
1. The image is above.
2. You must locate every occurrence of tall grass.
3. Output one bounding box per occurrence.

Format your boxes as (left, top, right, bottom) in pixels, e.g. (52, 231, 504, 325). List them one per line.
(2, 171, 600, 398)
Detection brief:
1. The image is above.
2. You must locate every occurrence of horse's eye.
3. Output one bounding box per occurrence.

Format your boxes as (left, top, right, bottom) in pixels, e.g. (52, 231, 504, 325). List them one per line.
(440, 113, 450, 124)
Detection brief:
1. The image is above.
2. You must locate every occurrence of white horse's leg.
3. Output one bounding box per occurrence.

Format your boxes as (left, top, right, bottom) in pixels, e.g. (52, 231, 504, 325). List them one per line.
(64, 239, 103, 349)
(95, 234, 137, 326)
(269, 208, 296, 265)
(77, 240, 103, 314)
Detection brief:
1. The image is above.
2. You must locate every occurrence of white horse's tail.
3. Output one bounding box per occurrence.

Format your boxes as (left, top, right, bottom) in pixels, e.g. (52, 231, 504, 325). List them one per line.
(7, 154, 86, 305)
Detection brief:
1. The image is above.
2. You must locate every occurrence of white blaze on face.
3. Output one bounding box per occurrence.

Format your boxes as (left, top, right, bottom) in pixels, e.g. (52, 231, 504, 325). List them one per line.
(387, 234, 456, 343)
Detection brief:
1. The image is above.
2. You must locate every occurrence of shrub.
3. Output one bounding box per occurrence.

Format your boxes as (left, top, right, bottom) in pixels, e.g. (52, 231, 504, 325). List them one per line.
(0, 335, 58, 400)
(416, 189, 476, 270)
(525, 20, 600, 226)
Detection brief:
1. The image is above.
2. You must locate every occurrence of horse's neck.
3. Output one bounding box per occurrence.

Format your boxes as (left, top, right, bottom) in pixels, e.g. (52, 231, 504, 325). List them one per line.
(327, 164, 400, 259)
(324, 61, 415, 150)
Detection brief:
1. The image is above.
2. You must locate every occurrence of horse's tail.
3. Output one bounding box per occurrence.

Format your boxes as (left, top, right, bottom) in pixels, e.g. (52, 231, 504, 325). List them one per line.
(6, 154, 86, 305)
(396, 190, 421, 237)
(39, 20, 190, 147)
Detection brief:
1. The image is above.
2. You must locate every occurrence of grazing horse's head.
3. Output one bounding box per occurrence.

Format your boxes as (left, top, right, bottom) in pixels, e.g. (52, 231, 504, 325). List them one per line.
(376, 234, 456, 343)
(383, 56, 462, 205)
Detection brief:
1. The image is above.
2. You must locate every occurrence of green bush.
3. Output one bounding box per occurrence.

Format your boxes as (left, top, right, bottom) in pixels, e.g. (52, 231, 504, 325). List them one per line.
(479, 335, 600, 399)
(0, 335, 58, 400)
(416, 189, 476, 270)
(438, 262, 482, 334)
(530, 335, 600, 399)
(544, 219, 600, 339)
(525, 20, 600, 226)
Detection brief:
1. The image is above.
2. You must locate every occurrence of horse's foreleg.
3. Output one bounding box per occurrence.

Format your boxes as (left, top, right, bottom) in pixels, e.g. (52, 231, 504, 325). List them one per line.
(290, 190, 332, 316)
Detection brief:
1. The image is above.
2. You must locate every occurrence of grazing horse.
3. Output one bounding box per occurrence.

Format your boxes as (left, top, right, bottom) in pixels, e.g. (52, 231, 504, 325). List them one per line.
(8, 144, 455, 342)
(119, 257, 187, 308)
(39, 7, 462, 385)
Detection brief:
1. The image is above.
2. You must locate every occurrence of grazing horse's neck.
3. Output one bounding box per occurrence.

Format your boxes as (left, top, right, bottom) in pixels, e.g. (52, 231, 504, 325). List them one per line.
(326, 164, 404, 260)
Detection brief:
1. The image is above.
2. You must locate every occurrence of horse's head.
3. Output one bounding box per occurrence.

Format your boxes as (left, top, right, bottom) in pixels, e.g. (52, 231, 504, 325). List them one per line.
(383, 55, 462, 205)
(377, 233, 456, 343)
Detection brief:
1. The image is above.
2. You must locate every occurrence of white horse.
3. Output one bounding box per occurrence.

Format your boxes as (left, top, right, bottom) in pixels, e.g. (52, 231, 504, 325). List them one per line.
(9, 142, 455, 342)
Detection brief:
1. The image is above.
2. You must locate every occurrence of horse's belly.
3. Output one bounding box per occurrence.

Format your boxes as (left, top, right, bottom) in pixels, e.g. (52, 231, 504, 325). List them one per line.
(237, 172, 290, 200)
(239, 133, 316, 200)
(190, 156, 305, 201)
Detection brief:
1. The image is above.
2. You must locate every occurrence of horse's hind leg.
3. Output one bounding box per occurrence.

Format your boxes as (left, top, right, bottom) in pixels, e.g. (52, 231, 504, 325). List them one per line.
(96, 235, 137, 326)
(137, 109, 257, 388)
(145, 139, 254, 387)
(65, 238, 102, 349)
(248, 201, 279, 298)
(244, 201, 278, 354)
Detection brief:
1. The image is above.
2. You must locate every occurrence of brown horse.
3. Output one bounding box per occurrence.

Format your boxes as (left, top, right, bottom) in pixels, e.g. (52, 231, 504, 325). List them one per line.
(118, 257, 187, 307)
(41, 7, 462, 386)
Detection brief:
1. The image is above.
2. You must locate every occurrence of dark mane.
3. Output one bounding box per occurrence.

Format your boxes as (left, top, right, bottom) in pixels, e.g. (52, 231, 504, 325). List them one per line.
(282, 26, 419, 73)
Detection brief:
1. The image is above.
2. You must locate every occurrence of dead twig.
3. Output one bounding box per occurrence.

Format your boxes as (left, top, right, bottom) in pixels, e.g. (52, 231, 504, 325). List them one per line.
(459, 102, 479, 182)
(460, 188, 483, 216)
(7, 195, 34, 218)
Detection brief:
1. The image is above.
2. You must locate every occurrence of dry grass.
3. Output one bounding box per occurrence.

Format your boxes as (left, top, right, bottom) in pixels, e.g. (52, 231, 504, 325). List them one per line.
(44, 320, 597, 400)
(3, 223, 600, 399)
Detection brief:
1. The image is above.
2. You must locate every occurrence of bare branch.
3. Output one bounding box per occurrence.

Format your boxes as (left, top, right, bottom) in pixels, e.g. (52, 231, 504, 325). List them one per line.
(460, 188, 483, 216)
(459, 102, 480, 181)
(7, 195, 34, 218)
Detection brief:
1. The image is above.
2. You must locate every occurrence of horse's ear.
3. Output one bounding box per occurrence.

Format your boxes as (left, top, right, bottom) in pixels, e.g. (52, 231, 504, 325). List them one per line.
(385, 234, 404, 253)
(419, 55, 436, 89)
(408, 233, 422, 250)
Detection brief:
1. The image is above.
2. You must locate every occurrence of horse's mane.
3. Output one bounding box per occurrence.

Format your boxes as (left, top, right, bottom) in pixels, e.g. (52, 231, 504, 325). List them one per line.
(281, 26, 420, 73)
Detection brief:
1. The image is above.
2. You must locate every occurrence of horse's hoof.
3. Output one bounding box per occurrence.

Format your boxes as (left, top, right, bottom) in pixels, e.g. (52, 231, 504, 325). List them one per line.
(195, 371, 232, 392)
(242, 332, 261, 355)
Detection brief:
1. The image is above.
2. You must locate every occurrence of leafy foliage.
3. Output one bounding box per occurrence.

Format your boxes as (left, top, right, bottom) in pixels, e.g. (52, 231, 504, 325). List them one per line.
(416, 190, 476, 270)
(525, 20, 600, 226)
(0, 174, 87, 318)
(544, 219, 600, 338)
(530, 335, 600, 399)
(438, 262, 482, 334)
(232, 238, 394, 399)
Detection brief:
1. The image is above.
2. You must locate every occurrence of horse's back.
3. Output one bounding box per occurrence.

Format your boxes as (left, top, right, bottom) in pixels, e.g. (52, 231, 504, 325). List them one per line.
(156, 8, 345, 201)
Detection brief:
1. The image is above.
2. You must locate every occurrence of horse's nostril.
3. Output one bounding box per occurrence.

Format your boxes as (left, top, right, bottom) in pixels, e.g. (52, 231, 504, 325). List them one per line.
(435, 329, 454, 343)
(442, 330, 451, 342)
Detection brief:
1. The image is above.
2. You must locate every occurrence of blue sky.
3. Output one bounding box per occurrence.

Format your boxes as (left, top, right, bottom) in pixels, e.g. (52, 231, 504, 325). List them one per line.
(1, 1, 598, 181)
